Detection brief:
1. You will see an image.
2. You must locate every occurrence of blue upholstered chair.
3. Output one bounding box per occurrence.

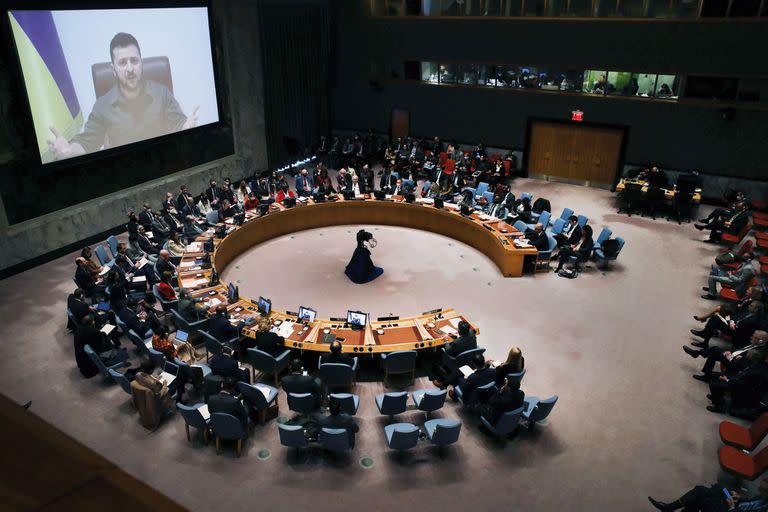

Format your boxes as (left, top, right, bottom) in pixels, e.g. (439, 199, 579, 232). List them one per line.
(287, 392, 317, 416)
(330, 393, 360, 415)
(412, 388, 447, 419)
(94, 244, 114, 268)
(480, 406, 525, 439)
(535, 233, 557, 271)
(174, 358, 211, 390)
(476, 182, 490, 197)
(200, 330, 224, 363)
(278, 423, 308, 452)
(424, 418, 462, 448)
(106, 235, 120, 259)
(108, 368, 132, 396)
(177, 403, 210, 443)
(513, 220, 529, 233)
(319, 428, 352, 453)
(577, 214, 588, 228)
(247, 347, 291, 387)
(84, 345, 129, 380)
(506, 369, 526, 387)
(210, 412, 248, 457)
(594, 237, 625, 269)
(170, 309, 208, 342)
(482, 191, 495, 205)
(527, 210, 551, 230)
(206, 210, 219, 226)
(67, 308, 82, 333)
(455, 380, 497, 405)
(442, 347, 486, 369)
(380, 350, 417, 387)
(594, 227, 613, 249)
(375, 392, 409, 420)
(384, 423, 420, 451)
(237, 381, 278, 423)
(551, 207, 574, 226)
(523, 395, 559, 428)
(319, 362, 356, 393)
(550, 218, 566, 235)
(126, 328, 152, 356)
(114, 314, 128, 335)
(464, 187, 477, 199)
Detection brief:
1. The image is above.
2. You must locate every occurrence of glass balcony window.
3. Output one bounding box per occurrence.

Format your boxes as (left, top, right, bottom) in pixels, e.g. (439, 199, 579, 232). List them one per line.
(421, 62, 439, 83)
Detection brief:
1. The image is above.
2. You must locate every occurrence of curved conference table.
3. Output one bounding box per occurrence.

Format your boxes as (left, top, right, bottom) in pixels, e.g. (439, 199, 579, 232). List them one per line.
(177, 195, 537, 354)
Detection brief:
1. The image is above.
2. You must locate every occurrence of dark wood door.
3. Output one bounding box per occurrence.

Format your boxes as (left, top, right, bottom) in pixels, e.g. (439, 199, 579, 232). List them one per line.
(528, 121, 624, 185)
(391, 109, 409, 142)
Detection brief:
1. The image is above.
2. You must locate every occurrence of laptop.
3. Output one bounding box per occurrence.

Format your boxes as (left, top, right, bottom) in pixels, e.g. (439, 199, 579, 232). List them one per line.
(96, 301, 111, 311)
(175, 330, 189, 343)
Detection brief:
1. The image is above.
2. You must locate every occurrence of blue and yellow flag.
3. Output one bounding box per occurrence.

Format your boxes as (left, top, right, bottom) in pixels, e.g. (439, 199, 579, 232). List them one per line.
(9, 10, 82, 163)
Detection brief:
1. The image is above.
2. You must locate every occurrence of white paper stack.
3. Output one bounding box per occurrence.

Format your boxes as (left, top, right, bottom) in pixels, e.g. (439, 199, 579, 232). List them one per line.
(100, 324, 116, 335)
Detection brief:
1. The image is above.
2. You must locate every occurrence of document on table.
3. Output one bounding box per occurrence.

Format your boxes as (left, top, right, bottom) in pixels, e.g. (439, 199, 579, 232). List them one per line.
(180, 261, 196, 268)
(135, 257, 149, 269)
(254, 384, 273, 400)
(159, 371, 176, 386)
(514, 239, 533, 248)
(272, 322, 295, 338)
(100, 324, 116, 335)
(440, 326, 458, 336)
(131, 275, 146, 283)
(459, 365, 473, 378)
(448, 317, 462, 329)
(186, 242, 202, 252)
(477, 214, 493, 221)
(191, 278, 209, 287)
(207, 298, 222, 308)
(198, 404, 210, 421)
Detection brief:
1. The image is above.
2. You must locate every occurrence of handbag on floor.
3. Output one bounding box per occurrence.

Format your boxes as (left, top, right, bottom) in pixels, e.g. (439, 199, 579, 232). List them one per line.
(558, 267, 578, 279)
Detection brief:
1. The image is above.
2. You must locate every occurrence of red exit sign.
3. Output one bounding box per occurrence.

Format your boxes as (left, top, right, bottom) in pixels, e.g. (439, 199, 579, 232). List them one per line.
(571, 110, 584, 121)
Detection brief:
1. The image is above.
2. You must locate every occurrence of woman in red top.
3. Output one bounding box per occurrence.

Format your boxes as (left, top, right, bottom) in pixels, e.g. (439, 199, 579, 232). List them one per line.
(276, 183, 296, 204)
(244, 192, 260, 211)
(158, 271, 177, 301)
(152, 326, 177, 360)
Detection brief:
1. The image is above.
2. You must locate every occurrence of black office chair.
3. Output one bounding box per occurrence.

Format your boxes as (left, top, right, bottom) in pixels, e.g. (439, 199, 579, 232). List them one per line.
(91, 56, 173, 98)
(642, 186, 667, 220)
(617, 182, 644, 216)
(668, 192, 696, 224)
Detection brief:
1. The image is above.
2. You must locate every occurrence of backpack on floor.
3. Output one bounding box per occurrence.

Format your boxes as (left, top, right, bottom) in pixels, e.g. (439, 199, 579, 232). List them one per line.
(558, 267, 578, 279)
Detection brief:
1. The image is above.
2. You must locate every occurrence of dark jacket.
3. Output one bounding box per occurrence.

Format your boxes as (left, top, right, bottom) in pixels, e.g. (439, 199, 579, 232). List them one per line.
(209, 313, 240, 342)
(485, 388, 525, 423)
(319, 352, 355, 367)
(207, 391, 249, 430)
(445, 334, 477, 357)
(461, 367, 498, 404)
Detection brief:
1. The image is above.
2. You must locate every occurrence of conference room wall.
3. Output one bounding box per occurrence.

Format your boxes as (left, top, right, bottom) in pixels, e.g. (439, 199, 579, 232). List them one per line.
(0, 0, 268, 273)
(329, 2, 768, 181)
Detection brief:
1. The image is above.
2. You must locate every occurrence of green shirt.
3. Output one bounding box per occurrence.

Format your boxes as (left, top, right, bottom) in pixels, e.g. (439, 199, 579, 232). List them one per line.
(71, 80, 187, 153)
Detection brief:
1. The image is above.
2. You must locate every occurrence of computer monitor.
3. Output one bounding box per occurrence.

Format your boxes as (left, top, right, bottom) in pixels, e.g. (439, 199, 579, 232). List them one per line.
(298, 306, 317, 323)
(347, 310, 368, 329)
(258, 296, 271, 315)
(227, 282, 236, 301)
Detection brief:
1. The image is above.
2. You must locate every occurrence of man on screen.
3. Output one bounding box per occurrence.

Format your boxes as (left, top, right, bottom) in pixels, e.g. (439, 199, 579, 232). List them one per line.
(47, 32, 198, 160)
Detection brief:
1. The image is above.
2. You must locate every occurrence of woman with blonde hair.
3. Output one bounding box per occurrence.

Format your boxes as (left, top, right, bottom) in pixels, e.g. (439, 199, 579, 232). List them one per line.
(496, 346, 524, 385)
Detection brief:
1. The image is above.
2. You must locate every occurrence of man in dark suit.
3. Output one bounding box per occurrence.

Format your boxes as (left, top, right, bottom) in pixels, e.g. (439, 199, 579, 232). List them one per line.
(207, 379, 249, 431)
(336, 168, 352, 192)
(175, 184, 190, 211)
(528, 223, 550, 252)
(295, 168, 314, 198)
(696, 202, 749, 242)
(205, 178, 222, 209)
(155, 250, 176, 278)
(138, 203, 157, 231)
(75, 257, 105, 297)
(209, 351, 250, 383)
(131, 225, 160, 256)
(117, 298, 153, 338)
(554, 215, 582, 247)
(67, 288, 94, 326)
(320, 341, 355, 367)
(452, 353, 497, 405)
(316, 400, 359, 447)
(209, 305, 242, 342)
(482, 378, 525, 424)
(706, 350, 768, 413)
(282, 359, 323, 408)
(444, 320, 477, 357)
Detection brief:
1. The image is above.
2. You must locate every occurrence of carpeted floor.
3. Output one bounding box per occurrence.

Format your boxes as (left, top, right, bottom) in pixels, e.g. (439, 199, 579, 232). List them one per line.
(0, 177, 753, 511)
